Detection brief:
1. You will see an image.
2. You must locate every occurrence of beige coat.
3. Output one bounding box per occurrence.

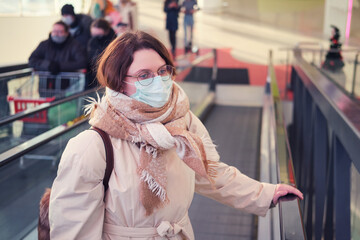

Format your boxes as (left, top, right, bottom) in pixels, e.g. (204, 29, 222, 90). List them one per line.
(49, 111, 276, 239)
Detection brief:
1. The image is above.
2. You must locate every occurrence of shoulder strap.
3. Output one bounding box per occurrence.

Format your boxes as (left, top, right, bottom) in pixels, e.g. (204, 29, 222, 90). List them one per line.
(90, 127, 114, 192)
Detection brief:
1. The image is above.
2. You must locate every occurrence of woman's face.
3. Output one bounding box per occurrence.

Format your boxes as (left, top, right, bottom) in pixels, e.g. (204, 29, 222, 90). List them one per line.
(123, 49, 166, 96)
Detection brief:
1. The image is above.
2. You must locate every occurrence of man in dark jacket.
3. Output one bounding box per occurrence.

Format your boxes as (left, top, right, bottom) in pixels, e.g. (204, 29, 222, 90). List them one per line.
(28, 21, 87, 94)
(61, 4, 93, 46)
(29, 21, 87, 74)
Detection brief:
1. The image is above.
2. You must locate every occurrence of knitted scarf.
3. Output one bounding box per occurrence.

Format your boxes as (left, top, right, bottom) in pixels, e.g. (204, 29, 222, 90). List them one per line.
(86, 83, 216, 215)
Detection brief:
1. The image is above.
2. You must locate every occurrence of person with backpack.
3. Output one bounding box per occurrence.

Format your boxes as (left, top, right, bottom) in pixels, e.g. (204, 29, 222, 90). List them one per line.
(48, 31, 303, 239)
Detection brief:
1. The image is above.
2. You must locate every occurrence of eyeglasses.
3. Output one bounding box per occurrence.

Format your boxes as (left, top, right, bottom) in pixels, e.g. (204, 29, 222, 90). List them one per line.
(125, 65, 175, 86)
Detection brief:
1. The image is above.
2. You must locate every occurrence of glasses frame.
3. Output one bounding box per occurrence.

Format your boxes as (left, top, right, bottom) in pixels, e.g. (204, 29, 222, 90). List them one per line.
(125, 64, 175, 86)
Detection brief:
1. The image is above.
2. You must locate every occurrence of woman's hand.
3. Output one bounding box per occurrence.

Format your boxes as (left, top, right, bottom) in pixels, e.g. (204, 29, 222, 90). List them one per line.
(272, 184, 303, 205)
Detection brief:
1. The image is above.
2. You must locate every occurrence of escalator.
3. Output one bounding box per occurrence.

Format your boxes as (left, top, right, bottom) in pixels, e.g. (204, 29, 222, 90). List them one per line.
(189, 105, 262, 239)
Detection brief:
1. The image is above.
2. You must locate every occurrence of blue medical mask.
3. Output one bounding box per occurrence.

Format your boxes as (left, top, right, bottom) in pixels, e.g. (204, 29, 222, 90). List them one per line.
(61, 16, 74, 26)
(129, 75, 173, 108)
(51, 35, 67, 44)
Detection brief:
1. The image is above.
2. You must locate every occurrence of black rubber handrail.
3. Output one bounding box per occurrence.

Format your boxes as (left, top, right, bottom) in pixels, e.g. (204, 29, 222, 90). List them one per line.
(0, 87, 102, 127)
(0, 63, 28, 74)
(0, 68, 32, 82)
(268, 51, 306, 239)
(0, 117, 88, 167)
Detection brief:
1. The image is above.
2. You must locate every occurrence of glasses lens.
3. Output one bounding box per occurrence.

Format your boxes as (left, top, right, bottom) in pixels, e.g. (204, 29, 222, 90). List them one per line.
(158, 65, 174, 81)
(137, 70, 154, 86)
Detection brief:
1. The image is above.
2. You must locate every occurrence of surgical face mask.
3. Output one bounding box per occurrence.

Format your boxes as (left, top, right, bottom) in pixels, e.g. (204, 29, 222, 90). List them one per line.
(129, 75, 173, 108)
(51, 35, 67, 44)
(61, 16, 74, 26)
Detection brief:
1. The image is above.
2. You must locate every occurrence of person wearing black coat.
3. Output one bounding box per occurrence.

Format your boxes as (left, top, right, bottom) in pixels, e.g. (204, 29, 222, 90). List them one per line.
(28, 21, 87, 95)
(164, 0, 180, 58)
(86, 18, 116, 89)
(29, 21, 87, 74)
(61, 4, 93, 47)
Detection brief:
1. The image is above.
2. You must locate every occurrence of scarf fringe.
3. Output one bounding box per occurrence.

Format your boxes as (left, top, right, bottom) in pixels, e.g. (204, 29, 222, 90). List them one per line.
(200, 133, 217, 150)
(132, 135, 142, 143)
(140, 170, 166, 202)
(83, 92, 101, 116)
(144, 145, 158, 158)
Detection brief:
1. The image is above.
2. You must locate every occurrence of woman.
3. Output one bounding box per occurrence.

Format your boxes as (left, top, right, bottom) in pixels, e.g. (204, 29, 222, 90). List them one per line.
(49, 31, 303, 239)
(87, 18, 116, 88)
(164, 0, 180, 58)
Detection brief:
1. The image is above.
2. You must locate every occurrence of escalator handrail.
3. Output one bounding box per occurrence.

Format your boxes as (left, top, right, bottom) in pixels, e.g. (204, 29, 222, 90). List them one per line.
(0, 87, 102, 127)
(266, 53, 306, 239)
(0, 68, 32, 82)
(0, 117, 88, 167)
(0, 63, 28, 73)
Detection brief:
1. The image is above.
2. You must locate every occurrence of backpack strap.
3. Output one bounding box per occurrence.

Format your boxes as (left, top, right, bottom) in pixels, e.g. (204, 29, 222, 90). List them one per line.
(90, 126, 114, 193)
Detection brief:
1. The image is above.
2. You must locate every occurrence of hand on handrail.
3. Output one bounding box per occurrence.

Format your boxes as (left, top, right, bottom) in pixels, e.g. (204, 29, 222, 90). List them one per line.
(272, 184, 303, 205)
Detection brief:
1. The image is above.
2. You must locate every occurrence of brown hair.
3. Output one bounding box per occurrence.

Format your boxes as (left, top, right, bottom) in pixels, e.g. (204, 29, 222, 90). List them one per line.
(91, 18, 111, 33)
(97, 31, 175, 92)
(54, 21, 69, 33)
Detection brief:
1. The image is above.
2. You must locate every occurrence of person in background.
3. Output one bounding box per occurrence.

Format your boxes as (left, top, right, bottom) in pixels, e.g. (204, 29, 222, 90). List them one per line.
(164, 0, 180, 59)
(61, 4, 93, 46)
(322, 25, 345, 71)
(28, 21, 87, 96)
(90, 0, 107, 19)
(181, 0, 198, 53)
(49, 31, 303, 239)
(28, 21, 87, 76)
(118, 0, 137, 31)
(86, 18, 116, 89)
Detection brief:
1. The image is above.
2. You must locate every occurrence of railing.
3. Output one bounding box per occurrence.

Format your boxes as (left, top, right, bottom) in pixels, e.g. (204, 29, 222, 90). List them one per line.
(290, 50, 360, 239)
(0, 87, 100, 126)
(0, 63, 29, 73)
(258, 50, 306, 240)
(280, 44, 360, 102)
(0, 82, 101, 153)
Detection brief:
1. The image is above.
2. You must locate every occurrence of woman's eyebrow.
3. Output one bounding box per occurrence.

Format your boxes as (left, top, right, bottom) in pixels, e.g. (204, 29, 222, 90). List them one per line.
(132, 64, 167, 74)
(130, 68, 151, 75)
